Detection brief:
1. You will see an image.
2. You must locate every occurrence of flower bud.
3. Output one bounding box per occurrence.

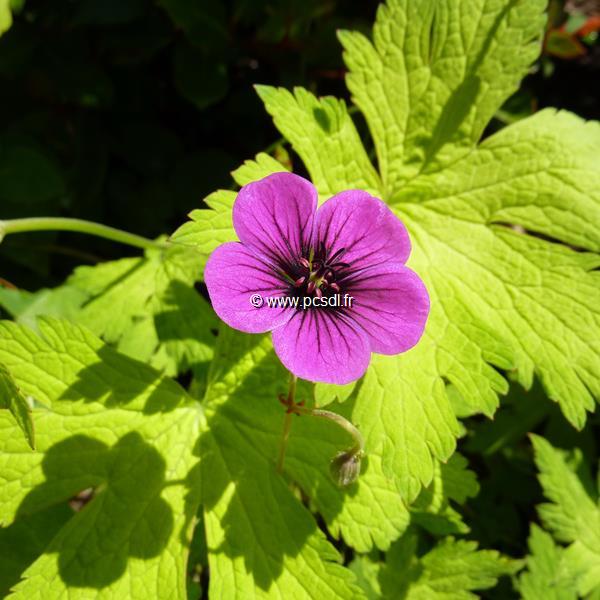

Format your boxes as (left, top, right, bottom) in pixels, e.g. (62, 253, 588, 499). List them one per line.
(330, 449, 363, 487)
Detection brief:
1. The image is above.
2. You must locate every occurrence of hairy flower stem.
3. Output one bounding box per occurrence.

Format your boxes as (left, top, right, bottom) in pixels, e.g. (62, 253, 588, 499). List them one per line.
(298, 407, 364, 456)
(276, 373, 298, 473)
(276, 374, 364, 485)
(0, 217, 168, 251)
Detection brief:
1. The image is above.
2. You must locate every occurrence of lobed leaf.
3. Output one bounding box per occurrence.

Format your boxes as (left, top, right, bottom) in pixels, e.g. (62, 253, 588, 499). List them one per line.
(519, 524, 577, 600)
(252, 2, 600, 441)
(339, 0, 547, 193)
(255, 86, 381, 199)
(379, 530, 520, 599)
(532, 435, 600, 596)
(0, 244, 218, 378)
(411, 453, 479, 535)
(200, 326, 365, 596)
(0, 318, 203, 598)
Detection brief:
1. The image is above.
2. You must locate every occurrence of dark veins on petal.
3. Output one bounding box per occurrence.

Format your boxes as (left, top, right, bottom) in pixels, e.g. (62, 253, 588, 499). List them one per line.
(259, 235, 375, 314)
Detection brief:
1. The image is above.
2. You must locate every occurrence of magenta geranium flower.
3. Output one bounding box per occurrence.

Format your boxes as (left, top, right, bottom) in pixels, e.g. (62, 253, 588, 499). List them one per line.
(204, 172, 430, 384)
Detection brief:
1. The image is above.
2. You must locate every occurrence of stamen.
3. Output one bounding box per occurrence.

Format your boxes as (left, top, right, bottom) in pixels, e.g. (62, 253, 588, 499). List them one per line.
(299, 257, 310, 269)
(315, 287, 323, 298)
(330, 282, 340, 293)
(307, 281, 316, 294)
(327, 247, 347, 264)
(294, 276, 306, 287)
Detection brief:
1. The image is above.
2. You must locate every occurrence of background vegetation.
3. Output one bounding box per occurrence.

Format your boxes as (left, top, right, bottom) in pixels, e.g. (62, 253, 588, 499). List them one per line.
(0, 0, 598, 288)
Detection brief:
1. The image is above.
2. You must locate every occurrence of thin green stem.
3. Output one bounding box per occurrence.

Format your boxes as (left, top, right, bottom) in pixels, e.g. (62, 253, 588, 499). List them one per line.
(276, 373, 298, 473)
(0, 217, 168, 251)
(295, 405, 364, 456)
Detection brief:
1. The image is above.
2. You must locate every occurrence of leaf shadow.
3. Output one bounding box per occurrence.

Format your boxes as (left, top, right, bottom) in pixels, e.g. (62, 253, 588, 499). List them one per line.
(313, 107, 332, 133)
(57, 344, 188, 414)
(197, 332, 355, 591)
(153, 279, 218, 346)
(422, 0, 517, 167)
(16, 431, 173, 589)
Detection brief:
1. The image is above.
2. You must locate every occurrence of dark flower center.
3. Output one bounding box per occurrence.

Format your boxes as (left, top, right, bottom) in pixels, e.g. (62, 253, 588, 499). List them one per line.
(284, 242, 351, 303)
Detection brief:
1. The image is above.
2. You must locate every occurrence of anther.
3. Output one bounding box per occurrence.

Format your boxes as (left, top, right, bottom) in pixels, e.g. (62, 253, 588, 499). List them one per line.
(307, 281, 316, 294)
(294, 276, 306, 287)
(330, 282, 340, 293)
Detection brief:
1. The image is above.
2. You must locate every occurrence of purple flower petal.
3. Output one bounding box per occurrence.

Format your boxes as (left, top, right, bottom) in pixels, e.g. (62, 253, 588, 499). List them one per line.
(347, 263, 430, 354)
(204, 242, 293, 334)
(315, 190, 411, 270)
(233, 172, 317, 265)
(272, 310, 371, 384)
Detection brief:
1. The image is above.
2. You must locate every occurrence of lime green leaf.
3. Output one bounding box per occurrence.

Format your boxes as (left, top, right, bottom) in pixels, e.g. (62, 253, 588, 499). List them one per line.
(255, 85, 381, 199)
(202, 329, 441, 555)
(170, 189, 237, 268)
(0, 362, 34, 449)
(231, 151, 288, 187)
(369, 102, 596, 427)
(326, 340, 460, 503)
(532, 435, 600, 596)
(380, 531, 520, 599)
(440, 454, 479, 505)
(339, 0, 546, 193)
(0, 0, 13, 36)
(0, 318, 203, 597)
(0, 504, 73, 597)
(519, 524, 577, 600)
(259, 84, 600, 435)
(349, 556, 381, 600)
(288, 392, 411, 551)
(201, 326, 364, 597)
(170, 0, 600, 514)
(4, 244, 218, 377)
(0, 287, 87, 329)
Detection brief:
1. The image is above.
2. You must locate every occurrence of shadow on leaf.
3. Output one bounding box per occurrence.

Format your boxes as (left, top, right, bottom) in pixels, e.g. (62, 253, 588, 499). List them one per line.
(57, 344, 189, 414)
(198, 327, 353, 591)
(16, 431, 173, 589)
